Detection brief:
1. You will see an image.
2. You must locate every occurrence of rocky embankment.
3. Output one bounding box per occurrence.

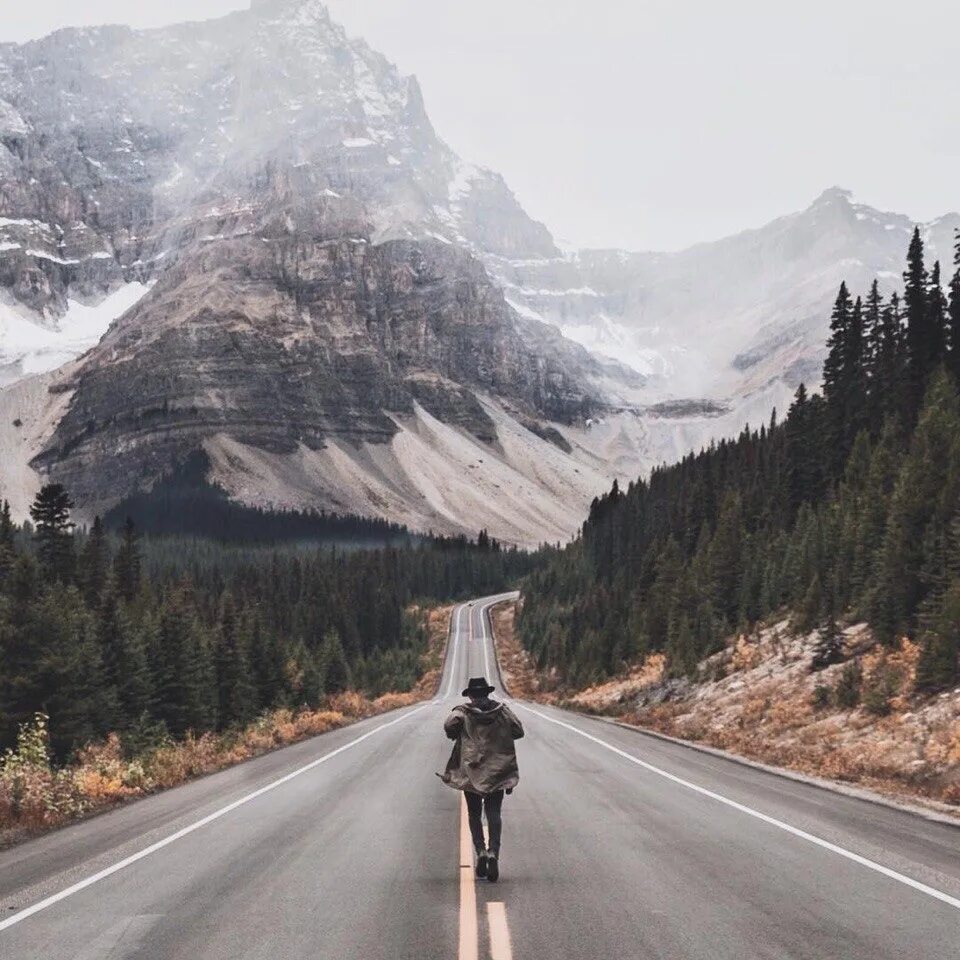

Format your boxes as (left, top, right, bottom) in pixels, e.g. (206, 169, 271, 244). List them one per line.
(491, 600, 960, 814)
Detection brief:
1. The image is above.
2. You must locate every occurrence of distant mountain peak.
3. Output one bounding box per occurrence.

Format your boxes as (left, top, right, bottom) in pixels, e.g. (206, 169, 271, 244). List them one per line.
(811, 186, 854, 206)
(251, 0, 330, 15)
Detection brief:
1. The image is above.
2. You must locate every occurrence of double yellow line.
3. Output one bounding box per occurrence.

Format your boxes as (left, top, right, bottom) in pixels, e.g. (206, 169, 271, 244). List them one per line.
(457, 598, 513, 959)
(459, 795, 513, 960)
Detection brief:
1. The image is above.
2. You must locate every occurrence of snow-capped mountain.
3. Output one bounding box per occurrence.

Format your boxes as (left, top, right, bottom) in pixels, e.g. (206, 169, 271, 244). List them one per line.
(0, 0, 648, 543)
(0, 0, 560, 378)
(0, 0, 955, 542)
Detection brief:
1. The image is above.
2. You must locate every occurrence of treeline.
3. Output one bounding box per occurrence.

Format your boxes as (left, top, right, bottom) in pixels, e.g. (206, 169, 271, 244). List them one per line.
(519, 228, 960, 691)
(0, 492, 534, 758)
(102, 452, 416, 546)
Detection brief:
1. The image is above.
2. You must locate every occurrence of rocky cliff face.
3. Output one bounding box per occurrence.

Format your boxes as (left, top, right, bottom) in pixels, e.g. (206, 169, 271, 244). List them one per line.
(0, 0, 558, 376)
(35, 230, 628, 512)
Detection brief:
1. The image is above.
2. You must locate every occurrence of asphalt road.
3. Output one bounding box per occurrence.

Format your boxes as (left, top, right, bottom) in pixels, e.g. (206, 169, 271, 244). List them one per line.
(1, 592, 959, 959)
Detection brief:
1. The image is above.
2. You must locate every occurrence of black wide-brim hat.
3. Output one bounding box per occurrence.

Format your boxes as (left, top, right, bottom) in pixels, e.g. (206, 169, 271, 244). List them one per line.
(462, 676, 495, 696)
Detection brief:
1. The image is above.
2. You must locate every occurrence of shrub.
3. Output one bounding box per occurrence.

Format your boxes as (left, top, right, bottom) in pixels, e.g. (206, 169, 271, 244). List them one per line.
(0, 714, 89, 830)
(834, 661, 862, 708)
(811, 617, 844, 671)
(863, 665, 901, 716)
(810, 684, 832, 709)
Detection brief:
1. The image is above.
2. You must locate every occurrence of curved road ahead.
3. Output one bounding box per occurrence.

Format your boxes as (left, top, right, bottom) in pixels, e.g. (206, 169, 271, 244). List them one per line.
(1, 593, 959, 958)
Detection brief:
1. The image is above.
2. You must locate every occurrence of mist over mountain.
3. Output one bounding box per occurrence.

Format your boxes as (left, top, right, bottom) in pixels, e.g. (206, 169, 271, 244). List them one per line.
(0, 0, 954, 543)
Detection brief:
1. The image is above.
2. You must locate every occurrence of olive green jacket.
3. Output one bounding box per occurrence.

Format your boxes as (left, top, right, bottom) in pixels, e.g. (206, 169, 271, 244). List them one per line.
(439, 700, 524, 794)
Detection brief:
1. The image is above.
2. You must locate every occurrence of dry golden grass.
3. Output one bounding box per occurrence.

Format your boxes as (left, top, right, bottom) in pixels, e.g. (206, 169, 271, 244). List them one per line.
(622, 629, 960, 811)
(507, 609, 960, 814)
(489, 600, 552, 699)
(729, 634, 763, 674)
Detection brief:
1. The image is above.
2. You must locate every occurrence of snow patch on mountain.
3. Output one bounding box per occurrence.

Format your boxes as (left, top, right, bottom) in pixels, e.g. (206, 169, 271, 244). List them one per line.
(0, 283, 151, 384)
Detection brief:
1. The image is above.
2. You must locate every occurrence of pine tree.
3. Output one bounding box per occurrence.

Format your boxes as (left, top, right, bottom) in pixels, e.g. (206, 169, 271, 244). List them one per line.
(97, 589, 153, 729)
(79, 517, 110, 607)
(811, 614, 844, 671)
(903, 227, 931, 414)
(320, 629, 352, 694)
(822, 284, 868, 472)
(834, 660, 862, 708)
(863, 279, 882, 368)
(0, 565, 106, 757)
(948, 230, 960, 383)
(0, 556, 41, 746)
(37, 588, 110, 757)
(30, 483, 75, 583)
(793, 573, 824, 634)
(0, 499, 12, 547)
(871, 371, 960, 642)
(113, 517, 142, 604)
(707, 493, 742, 622)
(785, 384, 825, 511)
(915, 609, 958, 690)
(823, 283, 852, 417)
(872, 293, 906, 428)
(847, 295, 868, 443)
(665, 613, 698, 677)
(248, 611, 286, 709)
(156, 589, 217, 736)
(0, 499, 15, 584)
(214, 593, 257, 727)
(916, 511, 960, 690)
(928, 260, 948, 369)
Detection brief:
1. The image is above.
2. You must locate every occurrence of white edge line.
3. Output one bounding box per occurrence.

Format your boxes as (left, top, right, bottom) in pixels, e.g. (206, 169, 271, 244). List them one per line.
(0, 702, 432, 933)
(480, 593, 515, 698)
(439, 604, 457, 699)
(481, 602, 492, 680)
(443, 603, 465, 699)
(516, 704, 960, 913)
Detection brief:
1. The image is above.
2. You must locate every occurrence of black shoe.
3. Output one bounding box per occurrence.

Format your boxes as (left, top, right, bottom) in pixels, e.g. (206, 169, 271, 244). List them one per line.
(475, 851, 488, 879)
(486, 852, 499, 882)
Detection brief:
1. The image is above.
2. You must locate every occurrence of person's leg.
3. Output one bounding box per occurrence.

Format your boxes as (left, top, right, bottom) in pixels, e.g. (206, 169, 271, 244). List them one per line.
(483, 790, 505, 854)
(464, 791, 487, 853)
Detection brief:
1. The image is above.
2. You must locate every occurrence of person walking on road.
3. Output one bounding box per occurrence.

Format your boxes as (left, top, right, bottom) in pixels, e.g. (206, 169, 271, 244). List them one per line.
(439, 677, 524, 882)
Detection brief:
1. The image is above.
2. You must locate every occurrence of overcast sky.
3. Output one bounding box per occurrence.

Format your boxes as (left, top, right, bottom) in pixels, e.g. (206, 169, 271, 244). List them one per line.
(2, 0, 958, 251)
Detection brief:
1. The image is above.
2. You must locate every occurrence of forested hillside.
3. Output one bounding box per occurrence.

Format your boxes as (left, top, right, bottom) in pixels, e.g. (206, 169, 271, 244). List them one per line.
(520, 229, 960, 690)
(102, 452, 417, 546)
(0, 496, 531, 758)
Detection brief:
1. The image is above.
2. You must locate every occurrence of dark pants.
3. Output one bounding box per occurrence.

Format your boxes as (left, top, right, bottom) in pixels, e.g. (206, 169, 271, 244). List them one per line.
(465, 790, 504, 854)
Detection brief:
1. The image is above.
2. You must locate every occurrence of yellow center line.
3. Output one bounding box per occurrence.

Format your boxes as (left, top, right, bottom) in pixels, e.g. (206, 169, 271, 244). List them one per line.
(459, 794, 479, 960)
(487, 902, 513, 960)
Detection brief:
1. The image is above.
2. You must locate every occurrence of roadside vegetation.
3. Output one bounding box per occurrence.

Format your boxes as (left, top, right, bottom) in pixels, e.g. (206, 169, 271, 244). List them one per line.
(496, 599, 960, 810)
(0, 484, 538, 842)
(0, 605, 451, 844)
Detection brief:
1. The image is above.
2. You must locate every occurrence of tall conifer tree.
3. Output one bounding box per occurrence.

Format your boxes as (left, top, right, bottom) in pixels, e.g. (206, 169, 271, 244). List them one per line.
(79, 517, 110, 607)
(927, 260, 948, 369)
(114, 517, 142, 604)
(903, 227, 931, 413)
(30, 484, 75, 583)
(948, 230, 960, 383)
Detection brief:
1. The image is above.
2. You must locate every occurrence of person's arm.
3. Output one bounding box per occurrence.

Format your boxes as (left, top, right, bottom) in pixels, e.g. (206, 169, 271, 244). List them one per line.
(502, 705, 524, 740)
(444, 709, 464, 740)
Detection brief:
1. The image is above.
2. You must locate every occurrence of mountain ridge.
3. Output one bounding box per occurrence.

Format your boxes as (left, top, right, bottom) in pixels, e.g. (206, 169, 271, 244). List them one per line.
(0, 0, 956, 544)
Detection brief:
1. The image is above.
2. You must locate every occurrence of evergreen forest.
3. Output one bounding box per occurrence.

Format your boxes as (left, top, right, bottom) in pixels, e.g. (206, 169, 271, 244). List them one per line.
(0, 495, 532, 759)
(519, 229, 960, 692)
